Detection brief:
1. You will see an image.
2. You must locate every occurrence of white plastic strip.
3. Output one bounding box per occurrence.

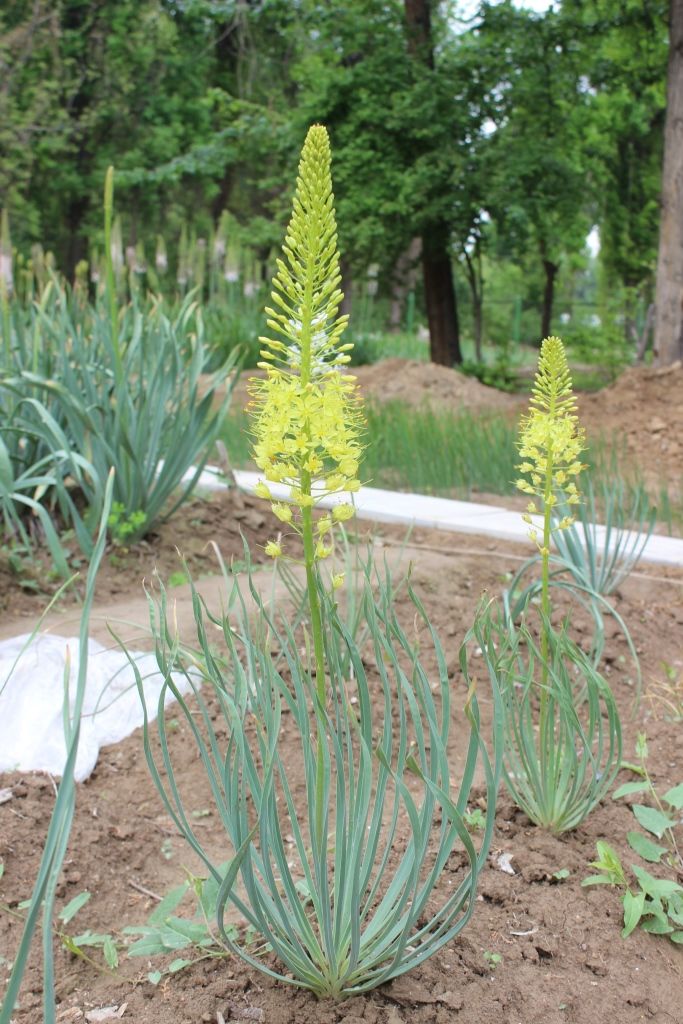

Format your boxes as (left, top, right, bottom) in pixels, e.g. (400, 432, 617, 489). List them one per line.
(229, 469, 683, 569)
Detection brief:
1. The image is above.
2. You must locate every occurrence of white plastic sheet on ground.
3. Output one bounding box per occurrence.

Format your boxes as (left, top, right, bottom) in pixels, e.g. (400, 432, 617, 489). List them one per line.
(0, 634, 191, 782)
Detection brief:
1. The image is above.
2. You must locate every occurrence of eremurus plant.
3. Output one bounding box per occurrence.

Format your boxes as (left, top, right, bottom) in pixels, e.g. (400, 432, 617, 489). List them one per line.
(247, 125, 363, 851)
(130, 125, 503, 997)
(491, 337, 622, 833)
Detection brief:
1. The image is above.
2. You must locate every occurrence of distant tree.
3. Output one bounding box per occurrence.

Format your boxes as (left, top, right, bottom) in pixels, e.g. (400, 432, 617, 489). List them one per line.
(562, 0, 667, 356)
(477, 2, 591, 342)
(294, 0, 471, 365)
(653, 0, 683, 365)
(404, 0, 461, 365)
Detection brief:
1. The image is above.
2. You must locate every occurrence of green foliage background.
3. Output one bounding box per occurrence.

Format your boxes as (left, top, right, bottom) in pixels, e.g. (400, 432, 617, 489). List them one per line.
(0, 0, 669, 353)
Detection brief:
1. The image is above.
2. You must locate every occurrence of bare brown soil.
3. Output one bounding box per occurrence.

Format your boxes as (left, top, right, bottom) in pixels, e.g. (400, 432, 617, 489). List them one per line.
(578, 361, 683, 495)
(2, 359, 683, 1024)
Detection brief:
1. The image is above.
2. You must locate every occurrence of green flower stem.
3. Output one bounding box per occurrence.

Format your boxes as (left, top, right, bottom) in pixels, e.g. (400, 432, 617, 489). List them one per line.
(540, 446, 554, 684)
(301, 498, 328, 853)
(298, 207, 328, 855)
(539, 401, 556, 737)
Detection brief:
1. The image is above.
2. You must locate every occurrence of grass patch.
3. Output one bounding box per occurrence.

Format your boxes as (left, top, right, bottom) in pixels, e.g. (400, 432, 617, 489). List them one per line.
(222, 400, 520, 499)
(361, 401, 518, 497)
(220, 398, 683, 535)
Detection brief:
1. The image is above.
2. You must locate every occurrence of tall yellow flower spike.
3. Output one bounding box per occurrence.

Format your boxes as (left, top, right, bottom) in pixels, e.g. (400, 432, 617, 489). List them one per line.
(516, 336, 586, 552)
(248, 125, 363, 561)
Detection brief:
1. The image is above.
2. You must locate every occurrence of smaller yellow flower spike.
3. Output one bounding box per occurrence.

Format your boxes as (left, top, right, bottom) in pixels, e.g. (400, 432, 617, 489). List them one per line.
(331, 572, 345, 590)
(265, 540, 283, 558)
(516, 336, 586, 548)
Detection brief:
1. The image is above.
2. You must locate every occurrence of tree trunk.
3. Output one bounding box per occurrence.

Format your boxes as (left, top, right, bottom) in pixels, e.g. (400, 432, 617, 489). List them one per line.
(404, 0, 461, 365)
(464, 247, 483, 362)
(635, 303, 656, 362)
(653, 0, 683, 365)
(423, 230, 461, 366)
(541, 257, 558, 340)
(389, 237, 422, 330)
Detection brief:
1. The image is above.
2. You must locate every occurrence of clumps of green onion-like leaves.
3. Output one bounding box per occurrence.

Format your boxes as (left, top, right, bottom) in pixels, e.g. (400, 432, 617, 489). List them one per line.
(490, 612, 621, 833)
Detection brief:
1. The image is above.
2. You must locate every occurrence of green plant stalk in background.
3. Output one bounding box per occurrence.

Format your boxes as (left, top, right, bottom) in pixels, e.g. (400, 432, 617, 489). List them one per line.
(495, 336, 622, 833)
(517, 339, 584, 649)
(0, 209, 11, 362)
(516, 337, 585, 712)
(103, 167, 121, 376)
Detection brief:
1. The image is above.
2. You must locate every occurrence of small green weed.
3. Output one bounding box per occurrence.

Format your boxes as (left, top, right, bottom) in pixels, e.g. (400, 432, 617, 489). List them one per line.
(483, 950, 502, 968)
(107, 502, 147, 545)
(463, 807, 486, 831)
(583, 735, 683, 942)
(123, 869, 260, 985)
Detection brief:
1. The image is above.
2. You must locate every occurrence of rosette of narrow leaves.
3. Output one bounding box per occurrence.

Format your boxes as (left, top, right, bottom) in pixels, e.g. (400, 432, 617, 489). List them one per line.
(491, 613, 622, 833)
(504, 473, 654, 697)
(128, 560, 503, 997)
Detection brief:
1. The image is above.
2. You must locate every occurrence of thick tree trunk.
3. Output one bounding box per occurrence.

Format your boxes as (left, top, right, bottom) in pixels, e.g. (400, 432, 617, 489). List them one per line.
(404, 0, 461, 365)
(404, 0, 435, 68)
(541, 257, 558, 341)
(423, 230, 461, 366)
(653, 0, 683, 365)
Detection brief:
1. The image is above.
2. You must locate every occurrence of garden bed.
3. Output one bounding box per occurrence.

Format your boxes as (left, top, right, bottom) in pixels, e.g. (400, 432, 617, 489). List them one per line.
(3, 357, 683, 1023)
(1, 487, 683, 1024)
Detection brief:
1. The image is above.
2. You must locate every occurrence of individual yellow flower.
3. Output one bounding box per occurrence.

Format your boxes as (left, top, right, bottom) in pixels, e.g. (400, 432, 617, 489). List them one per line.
(317, 515, 333, 535)
(315, 541, 333, 559)
(254, 481, 272, 500)
(265, 540, 283, 558)
(332, 503, 354, 522)
(331, 573, 345, 590)
(272, 503, 293, 523)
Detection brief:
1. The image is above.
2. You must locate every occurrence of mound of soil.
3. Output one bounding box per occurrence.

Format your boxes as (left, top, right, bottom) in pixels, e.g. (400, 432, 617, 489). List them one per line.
(229, 360, 519, 419)
(352, 359, 519, 413)
(578, 361, 683, 490)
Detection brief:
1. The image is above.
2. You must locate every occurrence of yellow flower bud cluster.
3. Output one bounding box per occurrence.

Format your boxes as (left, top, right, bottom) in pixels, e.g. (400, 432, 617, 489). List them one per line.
(248, 125, 363, 564)
(516, 336, 586, 548)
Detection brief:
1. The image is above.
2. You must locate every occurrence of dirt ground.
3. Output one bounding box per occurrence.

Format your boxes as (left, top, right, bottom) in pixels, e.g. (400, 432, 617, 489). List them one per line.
(2, 359, 683, 1024)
